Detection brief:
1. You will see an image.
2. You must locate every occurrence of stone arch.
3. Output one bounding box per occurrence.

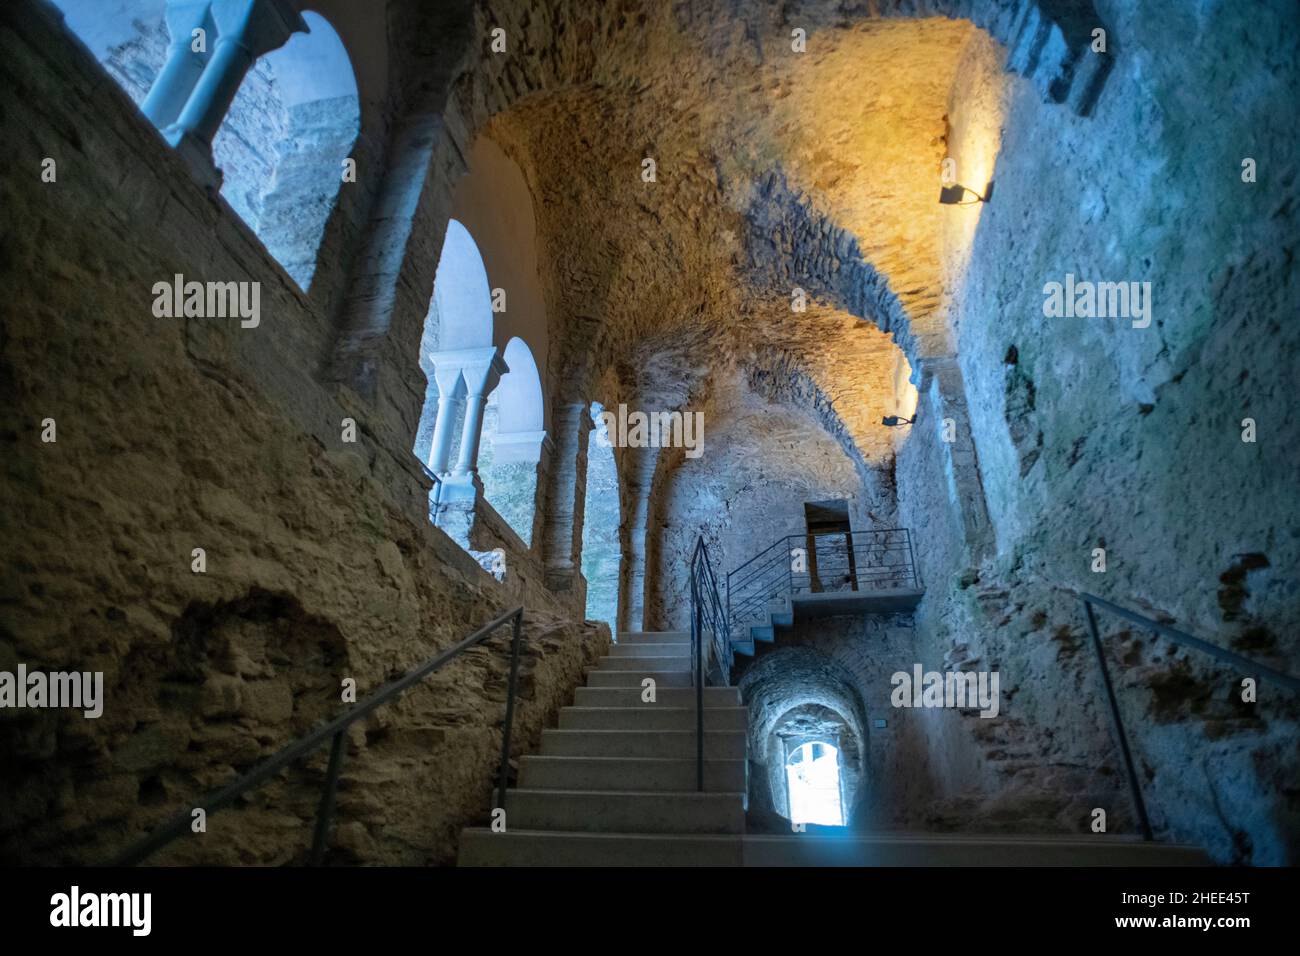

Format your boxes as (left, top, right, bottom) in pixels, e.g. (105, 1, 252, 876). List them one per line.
(335, 0, 1118, 415)
(739, 646, 871, 828)
(493, 337, 544, 438)
(431, 219, 495, 352)
(415, 218, 505, 506)
(214, 10, 361, 291)
(414, 218, 491, 470)
(326, 0, 1120, 606)
(447, 136, 553, 428)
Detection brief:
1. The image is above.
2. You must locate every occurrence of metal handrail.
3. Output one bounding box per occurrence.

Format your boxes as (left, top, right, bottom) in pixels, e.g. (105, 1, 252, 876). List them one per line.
(727, 532, 797, 583)
(1079, 591, 1300, 842)
(108, 606, 527, 866)
(726, 530, 921, 634)
(689, 536, 729, 791)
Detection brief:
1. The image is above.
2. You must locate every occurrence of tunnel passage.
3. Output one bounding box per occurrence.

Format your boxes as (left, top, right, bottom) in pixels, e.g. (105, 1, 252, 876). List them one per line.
(738, 646, 871, 830)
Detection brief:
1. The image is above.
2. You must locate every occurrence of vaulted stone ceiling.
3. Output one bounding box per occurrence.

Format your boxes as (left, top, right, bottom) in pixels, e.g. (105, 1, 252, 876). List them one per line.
(462, 1, 986, 469)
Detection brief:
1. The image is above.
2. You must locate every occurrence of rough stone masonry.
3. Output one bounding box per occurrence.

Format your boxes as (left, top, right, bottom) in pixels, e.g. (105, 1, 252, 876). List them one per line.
(1, 0, 1297, 867)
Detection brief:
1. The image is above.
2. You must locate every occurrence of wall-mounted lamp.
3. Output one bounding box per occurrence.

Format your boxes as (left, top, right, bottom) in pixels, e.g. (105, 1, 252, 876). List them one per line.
(881, 415, 914, 427)
(939, 181, 994, 205)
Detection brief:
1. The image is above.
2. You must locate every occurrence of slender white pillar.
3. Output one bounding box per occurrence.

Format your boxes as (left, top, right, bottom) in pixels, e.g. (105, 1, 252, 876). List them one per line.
(142, 1, 214, 129)
(452, 352, 508, 477)
(426, 364, 465, 476)
(164, 0, 306, 180)
(427, 347, 508, 504)
(453, 389, 489, 476)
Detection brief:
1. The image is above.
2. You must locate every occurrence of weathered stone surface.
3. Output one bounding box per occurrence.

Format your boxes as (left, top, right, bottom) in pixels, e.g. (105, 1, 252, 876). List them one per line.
(4, 0, 1297, 866)
(0, 3, 605, 866)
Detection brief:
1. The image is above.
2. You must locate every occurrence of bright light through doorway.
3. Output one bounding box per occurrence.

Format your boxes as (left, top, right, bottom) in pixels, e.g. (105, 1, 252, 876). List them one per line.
(785, 741, 845, 826)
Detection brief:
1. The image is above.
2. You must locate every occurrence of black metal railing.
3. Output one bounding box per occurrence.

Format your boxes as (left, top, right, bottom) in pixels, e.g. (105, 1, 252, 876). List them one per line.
(727, 529, 921, 632)
(1080, 592, 1300, 842)
(108, 606, 526, 866)
(689, 536, 730, 790)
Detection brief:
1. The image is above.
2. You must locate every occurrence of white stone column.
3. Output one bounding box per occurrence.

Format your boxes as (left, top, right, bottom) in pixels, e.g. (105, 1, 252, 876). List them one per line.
(164, 0, 306, 184)
(428, 346, 508, 504)
(142, 1, 214, 129)
(426, 364, 465, 477)
(453, 354, 508, 476)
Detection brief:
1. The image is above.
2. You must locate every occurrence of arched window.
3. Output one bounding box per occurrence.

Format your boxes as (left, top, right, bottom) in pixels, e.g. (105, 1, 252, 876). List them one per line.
(430, 219, 495, 350)
(784, 740, 846, 827)
(416, 221, 548, 561)
(582, 402, 620, 636)
(415, 219, 496, 517)
(478, 338, 545, 546)
(214, 11, 359, 289)
(49, 2, 359, 291)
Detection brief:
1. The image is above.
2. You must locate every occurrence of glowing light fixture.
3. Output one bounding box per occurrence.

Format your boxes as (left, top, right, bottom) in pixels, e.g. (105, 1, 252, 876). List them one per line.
(939, 181, 994, 205)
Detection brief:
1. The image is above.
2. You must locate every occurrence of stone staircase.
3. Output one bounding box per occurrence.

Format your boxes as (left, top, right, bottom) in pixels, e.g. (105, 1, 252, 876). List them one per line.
(457, 628, 1209, 866)
(458, 629, 751, 866)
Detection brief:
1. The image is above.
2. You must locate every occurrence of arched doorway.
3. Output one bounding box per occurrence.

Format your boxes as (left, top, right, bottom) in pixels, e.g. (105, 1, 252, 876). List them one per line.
(785, 740, 846, 827)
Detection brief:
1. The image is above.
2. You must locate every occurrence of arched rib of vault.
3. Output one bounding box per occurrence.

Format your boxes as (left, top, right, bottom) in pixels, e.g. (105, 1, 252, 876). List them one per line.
(746, 348, 864, 462)
(471, 16, 978, 422)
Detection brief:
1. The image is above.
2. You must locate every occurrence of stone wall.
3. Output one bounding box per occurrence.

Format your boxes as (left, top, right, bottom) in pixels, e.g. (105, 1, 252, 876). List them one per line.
(947, 0, 1299, 639)
(7, 0, 1297, 866)
(894, 0, 1300, 862)
(0, 3, 603, 866)
(648, 376, 886, 630)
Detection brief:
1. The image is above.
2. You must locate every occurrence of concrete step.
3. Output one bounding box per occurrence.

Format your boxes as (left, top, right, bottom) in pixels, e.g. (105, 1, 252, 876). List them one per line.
(458, 831, 1210, 867)
(608, 642, 692, 659)
(559, 706, 748, 731)
(574, 686, 741, 708)
(503, 789, 745, 834)
(518, 755, 747, 792)
(458, 829, 743, 867)
(594, 655, 691, 672)
(540, 729, 747, 759)
(586, 669, 693, 688)
(618, 631, 689, 645)
(767, 601, 793, 627)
